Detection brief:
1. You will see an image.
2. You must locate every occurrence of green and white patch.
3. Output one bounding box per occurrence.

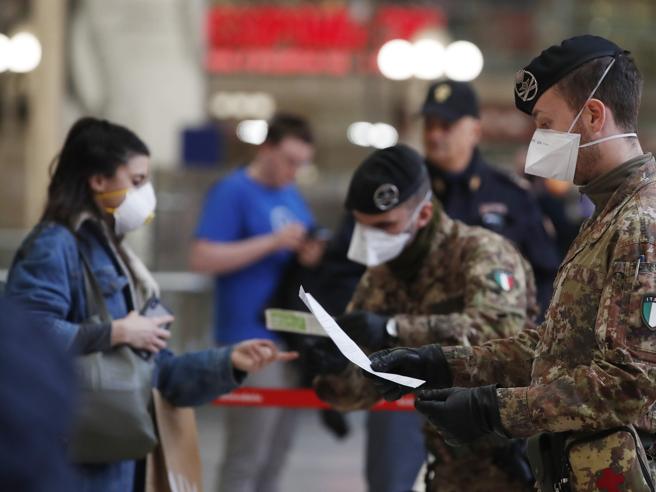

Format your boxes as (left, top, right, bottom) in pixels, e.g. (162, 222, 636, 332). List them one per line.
(641, 295, 656, 330)
(490, 270, 515, 292)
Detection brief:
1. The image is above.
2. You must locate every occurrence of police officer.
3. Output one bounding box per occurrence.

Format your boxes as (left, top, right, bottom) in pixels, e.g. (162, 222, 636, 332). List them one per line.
(421, 80, 559, 314)
(371, 35, 656, 491)
(315, 144, 538, 491)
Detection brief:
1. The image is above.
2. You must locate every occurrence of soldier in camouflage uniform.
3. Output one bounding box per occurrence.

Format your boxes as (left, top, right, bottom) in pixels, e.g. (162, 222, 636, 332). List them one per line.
(314, 144, 538, 491)
(370, 36, 656, 491)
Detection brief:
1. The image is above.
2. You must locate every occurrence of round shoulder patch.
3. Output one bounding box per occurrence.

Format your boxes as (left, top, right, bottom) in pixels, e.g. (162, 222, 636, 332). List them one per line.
(373, 183, 400, 211)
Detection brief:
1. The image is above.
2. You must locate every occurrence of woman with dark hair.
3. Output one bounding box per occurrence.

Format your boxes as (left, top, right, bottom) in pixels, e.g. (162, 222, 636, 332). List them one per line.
(5, 117, 297, 491)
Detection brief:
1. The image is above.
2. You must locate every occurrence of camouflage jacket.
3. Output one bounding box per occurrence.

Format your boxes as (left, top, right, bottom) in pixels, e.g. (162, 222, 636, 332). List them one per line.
(443, 154, 656, 438)
(315, 208, 538, 423)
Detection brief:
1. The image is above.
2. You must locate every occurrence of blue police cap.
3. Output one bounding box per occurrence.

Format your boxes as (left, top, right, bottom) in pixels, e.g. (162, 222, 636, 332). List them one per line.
(514, 35, 626, 115)
(345, 144, 427, 214)
(421, 80, 479, 122)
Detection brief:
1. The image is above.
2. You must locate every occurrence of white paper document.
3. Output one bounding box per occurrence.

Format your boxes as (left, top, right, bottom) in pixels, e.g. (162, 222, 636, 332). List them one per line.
(299, 287, 425, 389)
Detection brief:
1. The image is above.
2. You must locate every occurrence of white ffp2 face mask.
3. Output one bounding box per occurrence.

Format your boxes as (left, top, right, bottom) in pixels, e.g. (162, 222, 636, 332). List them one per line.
(347, 193, 431, 267)
(525, 58, 637, 183)
(347, 224, 412, 267)
(111, 182, 157, 236)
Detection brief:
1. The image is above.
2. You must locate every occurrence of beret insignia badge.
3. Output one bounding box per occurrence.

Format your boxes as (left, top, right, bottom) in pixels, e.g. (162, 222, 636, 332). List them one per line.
(373, 184, 400, 211)
(515, 70, 538, 102)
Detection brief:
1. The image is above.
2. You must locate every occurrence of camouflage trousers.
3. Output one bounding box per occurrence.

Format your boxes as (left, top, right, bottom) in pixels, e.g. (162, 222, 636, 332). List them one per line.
(425, 454, 533, 492)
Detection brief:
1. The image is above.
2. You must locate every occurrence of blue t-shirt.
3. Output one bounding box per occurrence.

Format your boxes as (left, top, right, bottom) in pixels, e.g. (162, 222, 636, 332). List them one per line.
(195, 168, 314, 344)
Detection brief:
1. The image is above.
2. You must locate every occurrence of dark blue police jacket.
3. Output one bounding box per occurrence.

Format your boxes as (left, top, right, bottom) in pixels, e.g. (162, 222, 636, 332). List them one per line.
(426, 149, 559, 316)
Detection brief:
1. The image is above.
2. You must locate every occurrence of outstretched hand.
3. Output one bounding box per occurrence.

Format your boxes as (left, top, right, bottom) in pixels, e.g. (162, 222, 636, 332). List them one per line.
(230, 339, 298, 373)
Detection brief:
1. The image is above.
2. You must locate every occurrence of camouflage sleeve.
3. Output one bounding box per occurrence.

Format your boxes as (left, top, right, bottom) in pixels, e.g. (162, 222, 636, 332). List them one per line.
(313, 364, 382, 411)
(441, 327, 540, 388)
(346, 269, 375, 313)
(497, 239, 656, 438)
(394, 239, 534, 348)
(314, 270, 384, 410)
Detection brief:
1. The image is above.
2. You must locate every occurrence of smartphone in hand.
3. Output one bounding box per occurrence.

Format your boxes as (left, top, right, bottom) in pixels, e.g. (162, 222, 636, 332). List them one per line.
(140, 296, 173, 331)
(136, 296, 173, 359)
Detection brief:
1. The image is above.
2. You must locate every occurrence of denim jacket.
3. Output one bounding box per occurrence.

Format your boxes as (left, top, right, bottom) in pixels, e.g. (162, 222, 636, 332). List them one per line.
(6, 219, 243, 492)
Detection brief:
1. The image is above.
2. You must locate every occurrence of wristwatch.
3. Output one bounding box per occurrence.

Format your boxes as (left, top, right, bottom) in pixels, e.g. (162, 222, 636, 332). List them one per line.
(385, 318, 398, 338)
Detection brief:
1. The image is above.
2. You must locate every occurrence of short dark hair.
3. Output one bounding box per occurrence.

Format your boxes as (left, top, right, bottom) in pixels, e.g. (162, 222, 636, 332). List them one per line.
(264, 113, 314, 145)
(555, 53, 642, 132)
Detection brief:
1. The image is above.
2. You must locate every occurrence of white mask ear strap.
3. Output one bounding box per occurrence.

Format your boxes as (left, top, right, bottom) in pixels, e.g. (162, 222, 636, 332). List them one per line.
(567, 57, 617, 133)
(579, 132, 637, 148)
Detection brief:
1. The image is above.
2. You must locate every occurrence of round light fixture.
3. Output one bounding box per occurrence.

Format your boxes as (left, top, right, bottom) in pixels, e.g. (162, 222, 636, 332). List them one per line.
(444, 40, 483, 82)
(236, 120, 268, 145)
(347, 121, 373, 147)
(412, 39, 446, 80)
(368, 123, 399, 149)
(8, 32, 42, 73)
(377, 39, 414, 80)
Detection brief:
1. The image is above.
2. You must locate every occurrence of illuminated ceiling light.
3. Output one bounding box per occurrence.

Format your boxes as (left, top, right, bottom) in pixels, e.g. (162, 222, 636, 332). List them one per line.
(0, 34, 10, 72)
(412, 39, 446, 80)
(347, 121, 373, 147)
(210, 91, 276, 119)
(251, 92, 276, 119)
(377, 39, 414, 80)
(444, 40, 483, 82)
(209, 92, 232, 119)
(236, 119, 268, 145)
(368, 123, 398, 149)
(8, 32, 42, 73)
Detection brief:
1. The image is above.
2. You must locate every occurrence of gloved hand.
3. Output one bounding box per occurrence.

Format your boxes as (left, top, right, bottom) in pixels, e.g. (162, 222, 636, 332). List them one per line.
(367, 345, 452, 401)
(303, 338, 349, 375)
(415, 385, 506, 446)
(319, 409, 350, 439)
(337, 311, 390, 350)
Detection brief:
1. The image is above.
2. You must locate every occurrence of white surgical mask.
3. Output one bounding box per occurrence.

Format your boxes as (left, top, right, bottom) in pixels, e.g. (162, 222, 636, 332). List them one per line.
(347, 192, 431, 267)
(100, 182, 157, 236)
(525, 58, 637, 183)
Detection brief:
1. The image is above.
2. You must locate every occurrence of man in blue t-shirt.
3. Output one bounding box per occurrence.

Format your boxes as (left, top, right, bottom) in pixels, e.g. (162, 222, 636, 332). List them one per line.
(191, 114, 319, 492)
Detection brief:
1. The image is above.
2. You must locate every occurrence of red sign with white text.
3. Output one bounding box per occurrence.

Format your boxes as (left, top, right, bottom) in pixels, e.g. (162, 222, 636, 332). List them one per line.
(206, 5, 445, 76)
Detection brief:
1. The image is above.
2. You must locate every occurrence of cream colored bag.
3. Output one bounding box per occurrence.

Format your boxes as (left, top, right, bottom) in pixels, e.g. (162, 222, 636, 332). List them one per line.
(146, 390, 203, 492)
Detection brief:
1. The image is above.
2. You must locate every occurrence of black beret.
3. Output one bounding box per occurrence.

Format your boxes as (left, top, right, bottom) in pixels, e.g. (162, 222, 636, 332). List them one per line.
(345, 144, 427, 214)
(514, 35, 625, 115)
(421, 80, 479, 122)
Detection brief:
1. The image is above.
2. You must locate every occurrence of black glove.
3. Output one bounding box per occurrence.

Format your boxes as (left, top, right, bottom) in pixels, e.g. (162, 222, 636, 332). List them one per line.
(303, 338, 349, 375)
(367, 345, 452, 401)
(415, 385, 506, 446)
(319, 409, 350, 439)
(337, 311, 389, 350)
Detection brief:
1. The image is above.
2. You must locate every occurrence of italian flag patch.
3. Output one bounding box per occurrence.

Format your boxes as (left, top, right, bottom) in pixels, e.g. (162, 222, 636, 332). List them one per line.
(491, 270, 514, 292)
(641, 295, 656, 330)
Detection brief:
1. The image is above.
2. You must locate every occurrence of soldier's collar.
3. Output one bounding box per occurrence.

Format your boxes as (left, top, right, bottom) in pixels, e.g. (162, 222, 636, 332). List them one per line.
(581, 153, 654, 218)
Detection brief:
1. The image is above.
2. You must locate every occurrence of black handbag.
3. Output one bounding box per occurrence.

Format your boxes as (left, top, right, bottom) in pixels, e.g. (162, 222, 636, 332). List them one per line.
(68, 243, 158, 463)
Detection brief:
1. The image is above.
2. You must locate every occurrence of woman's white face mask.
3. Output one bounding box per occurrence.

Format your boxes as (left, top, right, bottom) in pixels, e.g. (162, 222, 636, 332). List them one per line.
(347, 193, 431, 267)
(98, 182, 157, 236)
(524, 58, 637, 183)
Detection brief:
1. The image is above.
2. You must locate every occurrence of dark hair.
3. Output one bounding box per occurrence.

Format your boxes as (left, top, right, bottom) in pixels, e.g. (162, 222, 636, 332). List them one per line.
(403, 178, 432, 210)
(555, 53, 643, 132)
(264, 113, 314, 145)
(41, 117, 149, 227)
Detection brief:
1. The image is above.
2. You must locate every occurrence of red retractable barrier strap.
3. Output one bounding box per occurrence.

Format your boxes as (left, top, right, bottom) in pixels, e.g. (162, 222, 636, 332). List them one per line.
(213, 387, 415, 411)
